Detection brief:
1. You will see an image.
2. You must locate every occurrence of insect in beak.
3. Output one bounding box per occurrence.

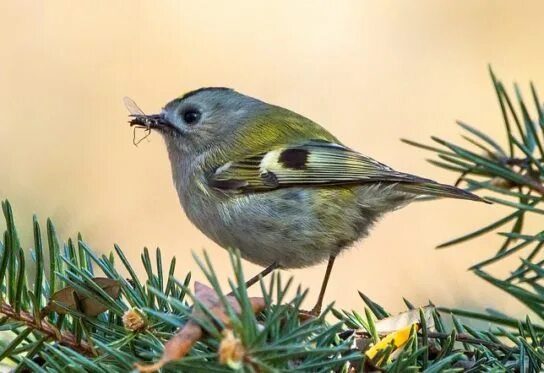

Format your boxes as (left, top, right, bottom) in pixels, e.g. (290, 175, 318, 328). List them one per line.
(124, 96, 174, 146)
(128, 113, 167, 129)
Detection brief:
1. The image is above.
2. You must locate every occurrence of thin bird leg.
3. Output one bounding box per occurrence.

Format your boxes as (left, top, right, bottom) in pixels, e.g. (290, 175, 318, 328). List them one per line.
(228, 261, 280, 296)
(310, 255, 336, 315)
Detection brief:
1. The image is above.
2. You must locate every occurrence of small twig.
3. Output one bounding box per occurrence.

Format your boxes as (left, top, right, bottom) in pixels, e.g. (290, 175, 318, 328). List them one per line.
(455, 154, 544, 195)
(426, 331, 513, 353)
(497, 156, 544, 194)
(0, 302, 96, 357)
(522, 177, 544, 195)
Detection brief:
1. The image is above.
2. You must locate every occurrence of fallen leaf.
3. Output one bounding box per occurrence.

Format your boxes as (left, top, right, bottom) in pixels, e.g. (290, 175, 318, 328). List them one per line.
(135, 281, 265, 372)
(356, 307, 436, 366)
(374, 306, 434, 334)
(365, 323, 417, 362)
(41, 277, 121, 317)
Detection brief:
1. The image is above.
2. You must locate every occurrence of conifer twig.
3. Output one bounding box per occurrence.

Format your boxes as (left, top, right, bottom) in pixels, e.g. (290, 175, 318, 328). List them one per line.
(0, 302, 96, 357)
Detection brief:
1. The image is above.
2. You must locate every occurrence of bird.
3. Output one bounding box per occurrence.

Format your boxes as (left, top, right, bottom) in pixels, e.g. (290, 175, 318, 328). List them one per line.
(126, 87, 485, 315)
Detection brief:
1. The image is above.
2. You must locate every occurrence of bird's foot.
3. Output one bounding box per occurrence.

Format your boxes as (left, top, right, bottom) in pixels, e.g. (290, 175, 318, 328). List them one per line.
(298, 305, 322, 321)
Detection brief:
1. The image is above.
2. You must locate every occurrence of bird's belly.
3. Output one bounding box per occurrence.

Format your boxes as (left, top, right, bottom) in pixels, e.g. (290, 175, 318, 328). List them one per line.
(187, 187, 378, 269)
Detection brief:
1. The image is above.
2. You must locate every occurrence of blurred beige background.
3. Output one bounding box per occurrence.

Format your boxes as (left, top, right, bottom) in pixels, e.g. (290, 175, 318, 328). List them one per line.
(1, 1, 543, 317)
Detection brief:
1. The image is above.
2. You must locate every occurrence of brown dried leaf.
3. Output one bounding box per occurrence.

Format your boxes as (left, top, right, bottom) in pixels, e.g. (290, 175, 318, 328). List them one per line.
(135, 281, 265, 372)
(192, 281, 266, 326)
(41, 277, 121, 317)
(135, 320, 203, 373)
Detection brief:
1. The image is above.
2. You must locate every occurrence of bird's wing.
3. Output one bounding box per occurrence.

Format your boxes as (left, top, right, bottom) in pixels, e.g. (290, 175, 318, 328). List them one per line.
(208, 140, 433, 192)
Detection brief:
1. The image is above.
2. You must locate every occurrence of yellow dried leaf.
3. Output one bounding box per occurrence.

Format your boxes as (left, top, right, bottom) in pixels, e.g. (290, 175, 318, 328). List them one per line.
(366, 323, 417, 362)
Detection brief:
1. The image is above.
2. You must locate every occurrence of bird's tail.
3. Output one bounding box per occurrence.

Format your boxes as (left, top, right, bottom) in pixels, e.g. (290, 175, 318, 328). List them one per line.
(397, 181, 488, 203)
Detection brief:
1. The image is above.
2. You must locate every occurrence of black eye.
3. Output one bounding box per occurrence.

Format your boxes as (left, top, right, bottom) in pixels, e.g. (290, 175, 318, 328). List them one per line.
(182, 109, 201, 125)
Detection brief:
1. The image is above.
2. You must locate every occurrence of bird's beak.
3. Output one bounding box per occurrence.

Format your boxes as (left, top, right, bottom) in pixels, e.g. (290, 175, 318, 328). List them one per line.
(129, 113, 176, 132)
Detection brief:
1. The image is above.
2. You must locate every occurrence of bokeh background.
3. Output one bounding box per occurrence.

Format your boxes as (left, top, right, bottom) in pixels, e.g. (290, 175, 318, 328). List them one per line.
(1, 1, 543, 317)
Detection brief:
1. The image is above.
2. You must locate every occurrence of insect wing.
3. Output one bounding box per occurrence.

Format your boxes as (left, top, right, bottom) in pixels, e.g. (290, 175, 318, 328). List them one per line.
(123, 96, 145, 116)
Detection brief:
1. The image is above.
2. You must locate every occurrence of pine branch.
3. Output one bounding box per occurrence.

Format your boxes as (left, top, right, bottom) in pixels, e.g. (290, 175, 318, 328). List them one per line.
(406, 68, 544, 273)
(0, 302, 95, 356)
(0, 196, 541, 371)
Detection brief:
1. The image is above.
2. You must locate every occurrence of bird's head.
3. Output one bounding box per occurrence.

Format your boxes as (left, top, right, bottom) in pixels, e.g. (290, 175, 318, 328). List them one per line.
(129, 87, 266, 157)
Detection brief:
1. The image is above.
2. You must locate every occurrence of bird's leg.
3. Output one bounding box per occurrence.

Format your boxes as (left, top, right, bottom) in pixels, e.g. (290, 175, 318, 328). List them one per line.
(310, 255, 336, 316)
(228, 261, 280, 296)
(245, 261, 281, 289)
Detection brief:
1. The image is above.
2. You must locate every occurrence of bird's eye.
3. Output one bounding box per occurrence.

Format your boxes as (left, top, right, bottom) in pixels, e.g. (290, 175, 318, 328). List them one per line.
(182, 109, 201, 125)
